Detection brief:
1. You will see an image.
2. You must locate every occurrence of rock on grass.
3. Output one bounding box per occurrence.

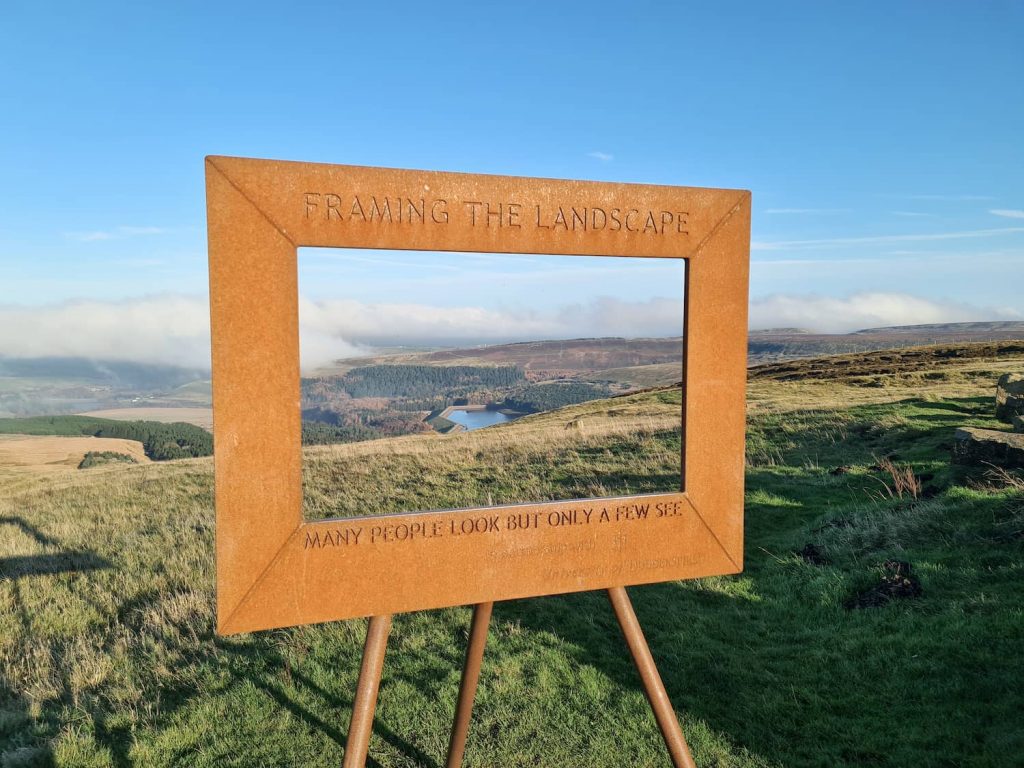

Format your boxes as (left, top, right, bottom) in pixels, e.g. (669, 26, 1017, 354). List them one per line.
(952, 427, 1024, 468)
(996, 373, 1024, 422)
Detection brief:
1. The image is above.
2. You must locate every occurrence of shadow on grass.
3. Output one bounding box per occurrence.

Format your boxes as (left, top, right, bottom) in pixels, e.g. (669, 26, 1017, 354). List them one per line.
(491, 583, 883, 766)
(214, 637, 441, 768)
(910, 396, 992, 415)
(0, 551, 112, 580)
(1, 516, 114, 767)
(0, 514, 113, 582)
(119, 628, 440, 768)
(488, 489, 1023, 767)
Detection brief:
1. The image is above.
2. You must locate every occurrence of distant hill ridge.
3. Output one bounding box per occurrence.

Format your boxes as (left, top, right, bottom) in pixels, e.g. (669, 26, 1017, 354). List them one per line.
(747, 320, 1024, 365)
(0, 355, 207, 387)
(750, 321, 1024, 337)
(852, 321, 1024, 335)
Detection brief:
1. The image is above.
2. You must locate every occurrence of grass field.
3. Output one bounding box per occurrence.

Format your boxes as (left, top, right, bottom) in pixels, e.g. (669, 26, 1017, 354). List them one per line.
(303, 389, 681, 518)
(2, 345, 1023, 767)
(0, 435, 149, 476)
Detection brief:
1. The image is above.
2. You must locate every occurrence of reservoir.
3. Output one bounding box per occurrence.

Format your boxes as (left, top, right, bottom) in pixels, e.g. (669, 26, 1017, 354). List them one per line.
(445, 407, 518, 431)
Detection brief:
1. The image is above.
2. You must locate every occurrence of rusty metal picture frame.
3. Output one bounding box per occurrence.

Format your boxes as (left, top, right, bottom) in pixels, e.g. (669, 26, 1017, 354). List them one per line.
(206, 156, 749, 635)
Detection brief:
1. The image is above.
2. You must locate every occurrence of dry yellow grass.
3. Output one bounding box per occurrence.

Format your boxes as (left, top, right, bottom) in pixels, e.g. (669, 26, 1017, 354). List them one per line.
(746, 356, 1024, 415)
(0, 435, 150, 475)
(304, 389, 681, 463)
(300, 389, 683, 519)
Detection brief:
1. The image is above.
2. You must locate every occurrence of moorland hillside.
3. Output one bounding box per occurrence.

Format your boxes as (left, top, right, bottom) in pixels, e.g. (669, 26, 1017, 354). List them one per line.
(2, 343, 1023, 766)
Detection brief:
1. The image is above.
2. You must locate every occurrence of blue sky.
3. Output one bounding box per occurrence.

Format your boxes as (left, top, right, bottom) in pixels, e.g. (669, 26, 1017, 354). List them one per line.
(0, 2, 1022, 365)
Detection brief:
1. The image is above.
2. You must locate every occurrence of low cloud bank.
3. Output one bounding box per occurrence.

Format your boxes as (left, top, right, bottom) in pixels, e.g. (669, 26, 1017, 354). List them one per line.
(750, 292, 1021, 333)
(298, 295, 682, 344)
(297, 295, 684, 369)
(0, 296, 213, 369)
(0, 295, 684, 372)
(1, 292, 1016, 371)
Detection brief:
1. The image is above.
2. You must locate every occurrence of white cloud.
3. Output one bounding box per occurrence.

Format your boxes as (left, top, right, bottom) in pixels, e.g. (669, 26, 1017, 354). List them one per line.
(0, 296, 212, 368)
(587, 151, 614, 162)
(117, 226, 166, 235)
(990, 209, 1024, 219)
(112, 258, 165, 268)
(884, 194, 995, 201)
(763, 208, 850, 214)
(749, 292, 1021, 333)
(6, 291, 1017, 370)
(0, 295, 685, 373)
(890, 211, 937, 218)
(752, 247, 1023, 265)
(68, 231, 117, 242)
(752, 226, 1024, 251)
(64, 226, 168, 242)
(297, 295, 682, 367)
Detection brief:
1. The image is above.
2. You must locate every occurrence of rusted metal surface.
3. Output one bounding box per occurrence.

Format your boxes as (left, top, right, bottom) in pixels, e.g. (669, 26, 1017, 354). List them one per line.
(342, 614, 392, 768)
(608, 587, 696, 768)
(207, 156, 750, 634)
(446, 602, 494, 768)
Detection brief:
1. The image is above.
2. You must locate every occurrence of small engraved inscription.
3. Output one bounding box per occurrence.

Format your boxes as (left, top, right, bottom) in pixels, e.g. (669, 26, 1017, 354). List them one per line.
(303, 499, 689, 552)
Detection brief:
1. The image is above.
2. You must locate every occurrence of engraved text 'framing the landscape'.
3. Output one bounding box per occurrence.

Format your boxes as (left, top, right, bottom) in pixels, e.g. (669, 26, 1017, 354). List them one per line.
(303, 193, 690, 236)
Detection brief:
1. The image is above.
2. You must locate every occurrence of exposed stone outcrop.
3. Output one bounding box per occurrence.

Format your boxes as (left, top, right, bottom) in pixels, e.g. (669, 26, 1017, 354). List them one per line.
(1013, 414, 1024, 434)
(995, 373, 1024, 422)
(952, 427, 1024, 468)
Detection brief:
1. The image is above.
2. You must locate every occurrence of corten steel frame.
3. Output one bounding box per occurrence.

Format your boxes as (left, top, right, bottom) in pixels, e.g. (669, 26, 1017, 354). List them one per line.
(207, 156, 749, 764)
(207, 155, 749, 634)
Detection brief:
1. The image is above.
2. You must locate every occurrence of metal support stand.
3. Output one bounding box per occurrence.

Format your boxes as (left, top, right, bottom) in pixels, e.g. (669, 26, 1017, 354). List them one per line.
(606, 586, 697, 768)
(342, 615, 393, 768)
(446, 601, 494, 767)
(343, 589, 694, 768)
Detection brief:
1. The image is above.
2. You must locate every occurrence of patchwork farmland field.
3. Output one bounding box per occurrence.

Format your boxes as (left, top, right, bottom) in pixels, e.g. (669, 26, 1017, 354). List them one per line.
(0, 435, 149, 474)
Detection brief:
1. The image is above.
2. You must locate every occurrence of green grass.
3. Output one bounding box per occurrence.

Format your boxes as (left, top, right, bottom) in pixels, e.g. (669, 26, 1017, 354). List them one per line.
(2, 375, 1022, 766)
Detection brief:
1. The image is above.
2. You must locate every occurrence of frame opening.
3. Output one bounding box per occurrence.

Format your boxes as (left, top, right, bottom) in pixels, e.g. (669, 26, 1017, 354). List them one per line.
(297, 248, 686, 522)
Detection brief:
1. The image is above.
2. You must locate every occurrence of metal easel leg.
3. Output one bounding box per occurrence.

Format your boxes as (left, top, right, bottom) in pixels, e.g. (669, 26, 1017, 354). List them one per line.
(445, 602, 494, 768)
(607, 586, 697, 768)
(342, 614, 393, 768)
